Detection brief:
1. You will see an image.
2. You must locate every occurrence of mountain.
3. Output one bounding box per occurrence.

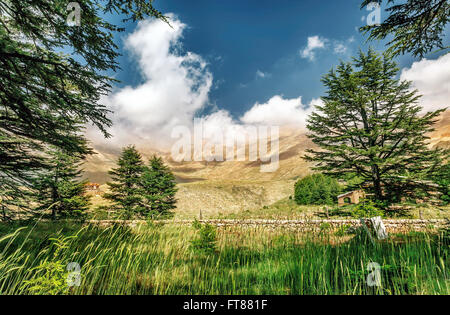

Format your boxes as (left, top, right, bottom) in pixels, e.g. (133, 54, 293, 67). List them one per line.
(83, 128, 314, 184)
(83, 127, 314, 218)
(430, 111, 450, 149)
(83, 111, 450, 218)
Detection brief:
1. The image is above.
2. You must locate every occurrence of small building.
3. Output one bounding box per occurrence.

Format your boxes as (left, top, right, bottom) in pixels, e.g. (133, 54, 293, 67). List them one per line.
(85, 182, 100, 191)
(338, 190, 365, 206)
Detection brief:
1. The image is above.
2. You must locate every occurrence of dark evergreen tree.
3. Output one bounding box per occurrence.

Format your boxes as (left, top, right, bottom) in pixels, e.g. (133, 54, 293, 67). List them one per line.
(33, 147, 91, 219)
(104, 145, 145, 218)
(360, 0, 449, 57)
(140, 156, 177, 219)
(0, 0, 168, 202)
(432, 161, 450, 204)
(305, 49, 446, 202)
(0, 184, 33, 221)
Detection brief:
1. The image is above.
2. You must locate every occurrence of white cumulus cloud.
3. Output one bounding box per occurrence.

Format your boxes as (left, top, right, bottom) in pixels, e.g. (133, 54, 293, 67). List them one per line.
(89, 14, 449, 157)
(240, 95, 321, 128)
(400, 53, 450, 113)
(300, 35, 354, 60)
(88, 14, 212, 149)
(88, 16, 323, 152)
(334, 43, 348, 55)
(300, 36, 326, 61)
(256, 70, 270, 79)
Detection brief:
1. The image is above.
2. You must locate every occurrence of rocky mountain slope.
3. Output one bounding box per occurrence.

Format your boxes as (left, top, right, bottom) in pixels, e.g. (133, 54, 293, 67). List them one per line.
(83, 111, 449, 217)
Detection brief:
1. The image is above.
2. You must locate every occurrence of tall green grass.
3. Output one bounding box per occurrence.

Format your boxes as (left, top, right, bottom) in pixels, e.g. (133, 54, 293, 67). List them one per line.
(0, 222, 448, 294)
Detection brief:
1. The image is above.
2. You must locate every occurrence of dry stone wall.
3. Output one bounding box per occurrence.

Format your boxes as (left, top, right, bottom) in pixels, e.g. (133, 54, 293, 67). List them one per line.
(86, 219, 448, 233)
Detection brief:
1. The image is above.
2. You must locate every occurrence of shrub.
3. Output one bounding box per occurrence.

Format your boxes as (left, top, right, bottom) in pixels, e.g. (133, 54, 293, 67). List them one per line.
(319, 222, 332, 232)
(294, 173, 341, 205)
(190, 220, 217, 255)
(335, 224, 353, 236)
(21, 235, 73, 295)
(351, 200, 384, 219)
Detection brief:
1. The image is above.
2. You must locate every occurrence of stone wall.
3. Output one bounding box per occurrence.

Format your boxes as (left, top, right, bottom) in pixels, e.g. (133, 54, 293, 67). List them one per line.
(86, 219, 448, 233)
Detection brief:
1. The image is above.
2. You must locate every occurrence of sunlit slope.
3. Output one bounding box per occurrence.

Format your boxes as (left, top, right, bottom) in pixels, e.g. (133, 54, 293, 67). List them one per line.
(83, 128, 314, 183)
(84, 111, 449, 217)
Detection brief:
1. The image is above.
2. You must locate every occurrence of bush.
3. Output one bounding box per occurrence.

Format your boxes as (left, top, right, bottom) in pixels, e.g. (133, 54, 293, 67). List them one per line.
(21, 235, 73, 295)
(294, 173, 341, 205)
(351, 200, 384, 219)
(190, 220, 217, 255)
(335, 224, 353, 236)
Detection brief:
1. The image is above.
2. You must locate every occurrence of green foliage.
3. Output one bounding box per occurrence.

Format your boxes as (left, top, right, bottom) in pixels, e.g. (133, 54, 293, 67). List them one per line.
(432, 162, 450, 205)
(104, 145, 145, 219)
(0, 223, 448, 295)
(341, 173, 365, 191)
(319, 222, 332, 234)
(305, 49, 446, 202)
(0, 184, 33, 221)
(105, 148, 178, 219)
(335, 224, 354, 236)
(0, 0, 168, 204)
(33, 147, 91, 219)
(360, 0, 449, 57)
(191, 220, 217, 255)
(140, 156, 177, 219)
(440, 225, 450, 246)
(351, 200, 385, 219)
(21, 235, 73, 295)
(294, 173, 341, 205)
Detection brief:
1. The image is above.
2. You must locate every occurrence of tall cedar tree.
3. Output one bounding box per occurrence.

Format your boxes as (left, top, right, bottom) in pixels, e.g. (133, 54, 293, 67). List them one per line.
(305, 49, 446, 202)
(432, 162, 450, 204)
(33, 147, 91, 219)
(0, 180, 33, 221)
(0, 0, 168, 206)
(104, 145, 145, 218)
(360, 0, 449, 57)
(140, 156, 177, 218)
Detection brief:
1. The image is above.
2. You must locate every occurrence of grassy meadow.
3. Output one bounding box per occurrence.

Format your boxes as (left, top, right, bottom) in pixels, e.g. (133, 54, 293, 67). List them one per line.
(217, 198, 450, 221)
(0, 221, 448, 295)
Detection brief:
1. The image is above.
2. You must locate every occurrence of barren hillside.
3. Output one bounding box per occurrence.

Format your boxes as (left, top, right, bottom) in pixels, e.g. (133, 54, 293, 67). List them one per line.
(84, 111, 450, 217)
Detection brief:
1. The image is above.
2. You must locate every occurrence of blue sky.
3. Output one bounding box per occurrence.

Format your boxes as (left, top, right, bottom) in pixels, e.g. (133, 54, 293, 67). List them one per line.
(110, 0, 442, 116)
(90, 0, 449, 149)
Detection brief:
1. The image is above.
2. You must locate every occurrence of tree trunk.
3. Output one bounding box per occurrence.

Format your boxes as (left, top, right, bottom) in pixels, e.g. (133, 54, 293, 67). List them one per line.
(371, 165, 383, 201)
(52, 185, 58, 220)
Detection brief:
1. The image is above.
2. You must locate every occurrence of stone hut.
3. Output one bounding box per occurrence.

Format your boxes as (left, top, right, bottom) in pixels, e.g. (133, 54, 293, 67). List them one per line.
(338, 190, 365, 206)
(85, 182, 100, 191)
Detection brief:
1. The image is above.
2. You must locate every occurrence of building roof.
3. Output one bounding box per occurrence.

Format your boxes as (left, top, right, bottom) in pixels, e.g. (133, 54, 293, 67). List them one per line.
(85, 182, 100, 187)
(337, 190, 361, 198)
